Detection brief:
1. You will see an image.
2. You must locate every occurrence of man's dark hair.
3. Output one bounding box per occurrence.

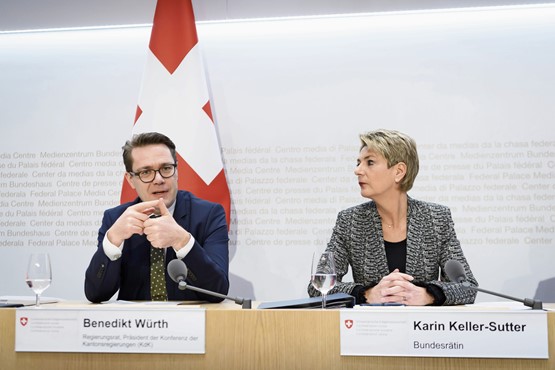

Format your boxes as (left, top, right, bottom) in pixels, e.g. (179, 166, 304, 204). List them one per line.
(122, 132, 177, 172)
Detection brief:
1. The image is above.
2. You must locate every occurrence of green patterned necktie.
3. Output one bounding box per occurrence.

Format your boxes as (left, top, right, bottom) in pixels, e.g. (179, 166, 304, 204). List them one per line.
(150, 246, 168, 301)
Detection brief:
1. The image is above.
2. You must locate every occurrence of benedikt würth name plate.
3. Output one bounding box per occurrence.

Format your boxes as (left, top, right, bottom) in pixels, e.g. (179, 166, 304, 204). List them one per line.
(15, 306, 205, 354)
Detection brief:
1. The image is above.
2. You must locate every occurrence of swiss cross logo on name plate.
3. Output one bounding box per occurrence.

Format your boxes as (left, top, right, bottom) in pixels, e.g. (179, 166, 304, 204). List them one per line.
(344, 319, 354, 329)
(20, 317, 29, 326)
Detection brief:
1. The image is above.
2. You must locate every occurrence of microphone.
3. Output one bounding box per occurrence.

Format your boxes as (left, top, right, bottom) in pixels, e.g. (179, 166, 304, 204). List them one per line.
(444, 259, 468, 284)
(444, 259, 543, 310)
(167, 259, 252, 309)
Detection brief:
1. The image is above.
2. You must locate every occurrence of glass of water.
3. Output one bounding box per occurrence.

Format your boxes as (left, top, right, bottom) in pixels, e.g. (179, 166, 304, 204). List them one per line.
(25, 253, 52, 308)
(311, 251, 336, 309)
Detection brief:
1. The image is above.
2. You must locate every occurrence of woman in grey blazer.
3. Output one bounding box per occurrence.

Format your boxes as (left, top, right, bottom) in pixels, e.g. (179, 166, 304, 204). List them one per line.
(308, 129, 477, 306)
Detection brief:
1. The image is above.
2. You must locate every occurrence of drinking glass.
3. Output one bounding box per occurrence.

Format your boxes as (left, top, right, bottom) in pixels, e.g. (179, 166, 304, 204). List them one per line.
(311, 251, 337, 309)
(25, 253, 52, 307)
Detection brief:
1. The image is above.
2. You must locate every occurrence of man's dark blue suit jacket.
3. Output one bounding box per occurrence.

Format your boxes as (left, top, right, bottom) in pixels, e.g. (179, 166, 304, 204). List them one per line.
(84, 190, 229, 303)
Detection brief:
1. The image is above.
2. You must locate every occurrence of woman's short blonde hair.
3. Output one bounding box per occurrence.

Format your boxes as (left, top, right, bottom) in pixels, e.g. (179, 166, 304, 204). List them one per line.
(359, 129, 419, 192)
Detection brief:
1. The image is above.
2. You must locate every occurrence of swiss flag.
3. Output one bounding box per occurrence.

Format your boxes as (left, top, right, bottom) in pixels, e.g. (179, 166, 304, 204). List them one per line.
(120, 0, 231, 226)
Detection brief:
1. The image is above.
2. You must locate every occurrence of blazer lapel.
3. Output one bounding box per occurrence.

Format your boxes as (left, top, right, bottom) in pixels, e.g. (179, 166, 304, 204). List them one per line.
(405, 198, 423, 276)
(164, 191, 189, 263)
(364, 202, 390, 278)
(172, 191, 190, 229)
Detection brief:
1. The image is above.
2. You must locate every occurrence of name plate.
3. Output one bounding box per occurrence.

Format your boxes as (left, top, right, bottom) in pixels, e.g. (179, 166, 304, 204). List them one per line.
(15, 306, 205, 354)
(340, 308, 548, 358)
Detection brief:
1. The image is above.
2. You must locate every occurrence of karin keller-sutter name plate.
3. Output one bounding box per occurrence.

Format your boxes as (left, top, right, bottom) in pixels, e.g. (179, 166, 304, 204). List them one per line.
(15, 306, 205, 354)
(339, 307, 548, 358)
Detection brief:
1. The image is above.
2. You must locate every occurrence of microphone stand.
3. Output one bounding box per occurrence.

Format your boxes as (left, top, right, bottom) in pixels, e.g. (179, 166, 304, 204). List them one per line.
(177, 281, 252, 309)
(462, 282, 543, 310)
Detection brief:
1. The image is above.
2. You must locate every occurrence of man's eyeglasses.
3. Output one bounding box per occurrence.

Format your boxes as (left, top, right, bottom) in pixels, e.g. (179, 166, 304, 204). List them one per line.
(129, 164, 177, 183)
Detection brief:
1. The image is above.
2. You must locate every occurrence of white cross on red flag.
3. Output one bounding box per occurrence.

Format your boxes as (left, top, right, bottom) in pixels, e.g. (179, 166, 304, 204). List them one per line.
(120, 0, 231, 225)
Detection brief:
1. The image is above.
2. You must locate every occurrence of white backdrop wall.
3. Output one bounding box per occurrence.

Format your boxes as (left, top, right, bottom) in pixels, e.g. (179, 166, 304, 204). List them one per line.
(1, 4, 554, 303)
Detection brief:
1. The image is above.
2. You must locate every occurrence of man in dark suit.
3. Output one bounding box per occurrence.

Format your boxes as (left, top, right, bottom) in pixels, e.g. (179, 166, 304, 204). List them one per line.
(85, 132, 229, 303)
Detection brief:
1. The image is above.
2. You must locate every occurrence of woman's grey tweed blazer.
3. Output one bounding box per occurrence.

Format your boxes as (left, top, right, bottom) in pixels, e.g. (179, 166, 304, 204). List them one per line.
(308, 197, 477, 305)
